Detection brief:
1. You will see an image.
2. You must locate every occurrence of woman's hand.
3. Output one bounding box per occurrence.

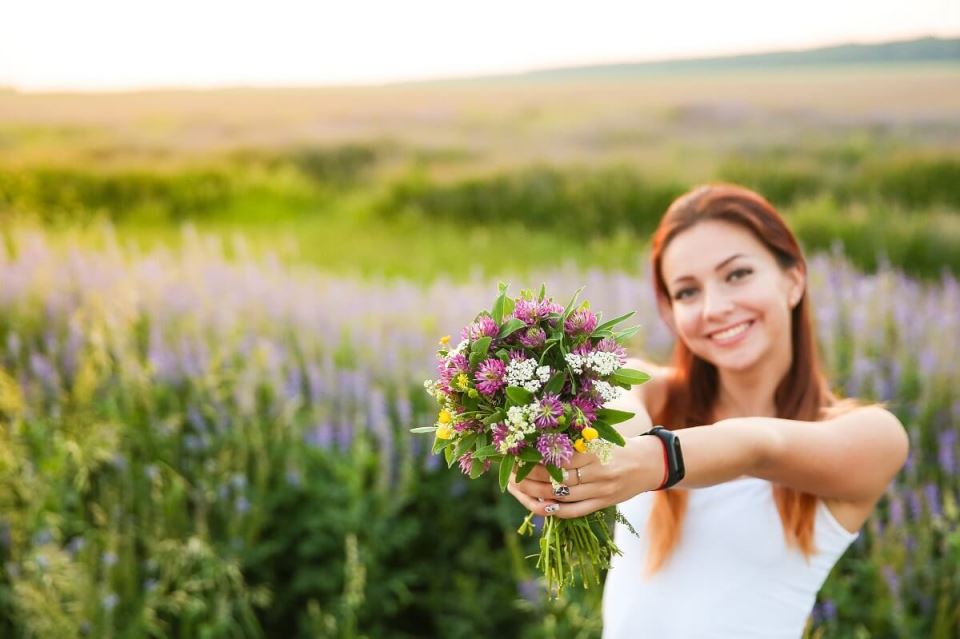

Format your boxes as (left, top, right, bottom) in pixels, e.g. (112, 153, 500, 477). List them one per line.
(506, 435, 665, 519)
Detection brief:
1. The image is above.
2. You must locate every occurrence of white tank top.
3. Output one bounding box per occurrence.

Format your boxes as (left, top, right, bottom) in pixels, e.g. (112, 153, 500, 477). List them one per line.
(602, 476, 859, 639)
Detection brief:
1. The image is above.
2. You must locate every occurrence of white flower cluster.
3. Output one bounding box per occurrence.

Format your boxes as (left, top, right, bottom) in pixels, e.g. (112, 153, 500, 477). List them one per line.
(587, 351, 621, 376)
(497, 403, 538, 454)
(506, 358, 551, 393)
(423, 379, 440, 397)
(564, 351, 621, 376)
(587, 439, 614, 464)
(593, 380, 623, 403)
(451, 339, 469, 356)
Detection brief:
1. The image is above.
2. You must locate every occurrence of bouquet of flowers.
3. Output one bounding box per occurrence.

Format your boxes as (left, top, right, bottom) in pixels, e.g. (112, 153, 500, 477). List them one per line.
(412, 283, 649, 595)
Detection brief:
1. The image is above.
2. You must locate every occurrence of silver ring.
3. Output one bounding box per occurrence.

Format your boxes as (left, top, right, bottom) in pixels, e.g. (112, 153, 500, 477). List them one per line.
(562, 468, 569, 482)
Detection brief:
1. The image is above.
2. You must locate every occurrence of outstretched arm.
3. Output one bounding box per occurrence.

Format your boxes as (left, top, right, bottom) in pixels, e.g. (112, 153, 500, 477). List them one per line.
(507, 406, 908, 519)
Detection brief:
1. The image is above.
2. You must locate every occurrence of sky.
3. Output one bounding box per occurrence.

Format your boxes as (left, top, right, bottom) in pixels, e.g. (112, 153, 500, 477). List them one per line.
(2, 0, 958, 92)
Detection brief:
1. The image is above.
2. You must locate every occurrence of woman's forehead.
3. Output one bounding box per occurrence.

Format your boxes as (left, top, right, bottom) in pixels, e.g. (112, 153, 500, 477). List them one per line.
(662, 221, 768, 281)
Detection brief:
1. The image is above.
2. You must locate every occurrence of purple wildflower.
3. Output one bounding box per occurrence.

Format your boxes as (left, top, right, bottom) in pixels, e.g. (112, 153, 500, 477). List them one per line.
(538, 300, 564, 318)
(924, 483, 941, 517)
(518, 326, 547, 349)
(454, 418, 484, 434)
(513, 299, 540, 325)
(491, 423, 526, 455)
(438, 353, 469, 393)
(570, 396, 598, 430)
(537, 433, 574, 467)
(462, 315, 499, 341)
(474, 358, 506, 396)
(458, 451, 491, 476)
(595, 337, 628, 366)
(508, 349, 527, 362)
(533, 394, 563, 429)
(564, 308, 598, 336)
(938, 430, 956, 475)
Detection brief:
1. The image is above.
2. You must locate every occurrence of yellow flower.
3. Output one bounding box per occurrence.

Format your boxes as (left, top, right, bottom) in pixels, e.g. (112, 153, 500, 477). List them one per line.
(438, 410, 452, 424)
(582, 427, 599, 442)
(455, 373, 471, 391)
(436, 424, 455, 440)
(574, 438, 587, 453)
(439, 335, 451, 345)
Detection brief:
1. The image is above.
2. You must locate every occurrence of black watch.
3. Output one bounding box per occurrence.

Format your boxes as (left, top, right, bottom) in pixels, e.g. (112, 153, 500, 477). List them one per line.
(642, 426, 685, 490)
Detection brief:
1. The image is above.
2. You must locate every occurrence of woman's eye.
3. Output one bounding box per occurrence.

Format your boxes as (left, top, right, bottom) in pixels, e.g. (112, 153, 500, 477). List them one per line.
(728, 268, 752, 281)
(673, 288, 695, 301)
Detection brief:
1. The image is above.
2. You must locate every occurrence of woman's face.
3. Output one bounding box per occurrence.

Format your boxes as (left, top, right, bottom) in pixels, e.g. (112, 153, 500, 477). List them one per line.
(659, 219, 804, 374)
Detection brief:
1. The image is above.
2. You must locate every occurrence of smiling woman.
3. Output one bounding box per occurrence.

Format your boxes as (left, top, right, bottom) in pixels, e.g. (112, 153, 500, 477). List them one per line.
(506, 183, 909, 638)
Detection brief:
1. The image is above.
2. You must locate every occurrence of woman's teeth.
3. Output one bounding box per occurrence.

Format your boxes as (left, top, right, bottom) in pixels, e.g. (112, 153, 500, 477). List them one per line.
(711, 321, 752, 341)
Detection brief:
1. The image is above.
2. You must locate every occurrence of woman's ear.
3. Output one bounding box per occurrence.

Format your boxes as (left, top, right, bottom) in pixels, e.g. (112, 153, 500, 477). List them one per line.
(787, 263, 806, 309)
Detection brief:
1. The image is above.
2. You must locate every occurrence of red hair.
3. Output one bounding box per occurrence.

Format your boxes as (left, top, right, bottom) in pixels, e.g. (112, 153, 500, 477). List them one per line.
(644, 184, 857, 576)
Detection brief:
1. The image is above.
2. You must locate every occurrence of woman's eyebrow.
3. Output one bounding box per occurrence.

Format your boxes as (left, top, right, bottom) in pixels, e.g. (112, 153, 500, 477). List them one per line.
(671, 253, 747, 285)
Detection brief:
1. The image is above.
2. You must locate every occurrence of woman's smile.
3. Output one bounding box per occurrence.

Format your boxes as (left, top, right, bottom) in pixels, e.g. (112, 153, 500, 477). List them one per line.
(708, 319, 755, 346)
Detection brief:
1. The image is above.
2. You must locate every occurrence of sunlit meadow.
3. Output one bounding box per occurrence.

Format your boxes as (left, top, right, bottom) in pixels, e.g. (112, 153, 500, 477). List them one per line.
(0, 226, 956, 637)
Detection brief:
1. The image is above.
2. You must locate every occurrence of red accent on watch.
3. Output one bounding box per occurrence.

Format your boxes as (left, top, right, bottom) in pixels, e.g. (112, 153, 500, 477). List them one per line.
(655, 436, 670, 490)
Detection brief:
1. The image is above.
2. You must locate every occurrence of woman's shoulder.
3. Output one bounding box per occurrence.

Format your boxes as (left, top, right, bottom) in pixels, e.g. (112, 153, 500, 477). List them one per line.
(624, 356, 672, 419)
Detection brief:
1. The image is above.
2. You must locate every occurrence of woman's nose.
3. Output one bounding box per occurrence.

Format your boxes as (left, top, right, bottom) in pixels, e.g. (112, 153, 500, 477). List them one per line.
(701, 287, 735, 321)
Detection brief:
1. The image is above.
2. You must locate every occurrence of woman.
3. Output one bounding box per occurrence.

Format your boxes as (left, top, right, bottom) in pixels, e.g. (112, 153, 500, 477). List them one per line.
(507, 184, 909, 638)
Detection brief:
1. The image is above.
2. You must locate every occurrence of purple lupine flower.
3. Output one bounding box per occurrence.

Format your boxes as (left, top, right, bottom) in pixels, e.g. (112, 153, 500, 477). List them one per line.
(491, 422, 526, 455)
(938, 430, 956, 475)
(461, 315, 498, 341)
(513, 299, 541, 325)
(457, 451, 491, 476)
(822, 598, 837, 622)
(889, 494, 904, 527)
(882, 565, 900, 597)
(564, 309, 598, 336)
(518, 326, 547, 349)
(907, 489, 923, 521)
(595, 337, 628, 366)
(924, 482, 941, 517)
(475, 358, 506, 396)
(533, 394, 563, 429)
(537, 433, 574, 467)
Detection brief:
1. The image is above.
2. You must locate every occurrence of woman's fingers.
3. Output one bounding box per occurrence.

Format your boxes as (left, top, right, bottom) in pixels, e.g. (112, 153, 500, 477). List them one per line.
(545, 497, 610, 519)
(525, 453, 598, 483)
(507, 479, 559, 516)
(513, 475, 607, 503)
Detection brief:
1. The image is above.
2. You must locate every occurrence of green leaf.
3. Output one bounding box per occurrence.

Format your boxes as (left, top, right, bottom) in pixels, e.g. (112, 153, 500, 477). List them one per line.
(503, 296, 516, 319)
(506, 386, 533, 406)
(433, 436, 453, 455)
(498, 318, 527, 339)
(519, 447, 543, 462)
(543, 371, 566, 395)
(595, 408, 635, 425)
(614, 325, 642, 342)
(495, 348, 511, 363)
(471, 336, 492, 358)
(409, 426, 437, 433)
(592, 420, 626, 447)
(537, 284, 546, 302)
(515, 460, 536, 483)
(492, 294, 506, 325)
(470, 459, 485, 478)
(611, 367, 651, 385)
(454, 433, 478, 459)
(499, 456, 515, 492)
(594, 311, 636, 334)
(561, 286, 585, 322)
(473, 445, 498, 460)
(546, 464, 565, 483)
(444, 444, 457, 467)
(481, 410, 505, 425)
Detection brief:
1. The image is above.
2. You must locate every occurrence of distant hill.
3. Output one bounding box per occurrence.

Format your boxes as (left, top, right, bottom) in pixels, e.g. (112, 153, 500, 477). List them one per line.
(422, 36, 960, 84)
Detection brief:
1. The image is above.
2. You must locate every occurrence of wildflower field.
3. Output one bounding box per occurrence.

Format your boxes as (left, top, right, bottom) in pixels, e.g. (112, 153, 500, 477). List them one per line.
(0, 64, 959, 637)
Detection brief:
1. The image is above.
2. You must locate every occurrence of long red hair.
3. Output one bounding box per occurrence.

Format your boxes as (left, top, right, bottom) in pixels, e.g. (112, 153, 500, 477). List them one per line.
(644, 184, 857, 577)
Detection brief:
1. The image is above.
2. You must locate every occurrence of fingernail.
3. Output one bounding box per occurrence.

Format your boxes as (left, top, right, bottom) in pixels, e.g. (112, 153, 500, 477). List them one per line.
(545, 504, 559, 514)
(553, 485, 570, 497)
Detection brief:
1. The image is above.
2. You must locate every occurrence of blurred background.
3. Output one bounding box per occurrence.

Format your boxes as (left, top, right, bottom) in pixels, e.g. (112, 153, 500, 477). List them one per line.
(0, 2, 958, 637)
